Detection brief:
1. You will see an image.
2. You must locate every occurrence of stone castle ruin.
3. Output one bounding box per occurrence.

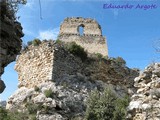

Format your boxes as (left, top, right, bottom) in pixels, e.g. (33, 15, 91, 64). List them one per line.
(7, 17, 160, 120)
(7, 18, 140, 120)
(58, 17, 108, 56)
(15, 17, 112, 88)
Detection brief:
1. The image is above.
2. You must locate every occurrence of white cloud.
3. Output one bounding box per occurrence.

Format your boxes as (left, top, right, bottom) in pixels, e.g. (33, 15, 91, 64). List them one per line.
(38, 27, 59, 40)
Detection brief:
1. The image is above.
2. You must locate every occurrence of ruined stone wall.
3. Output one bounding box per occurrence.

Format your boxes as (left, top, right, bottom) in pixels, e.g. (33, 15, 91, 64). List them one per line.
(58, 17, 108, 56)
(59, 17, 102, 35)
(52, 44, 83, 81)
(14, 18, 137, 90)
(15, 41, 54, 88)
(15, 41, 138, 91)
(0, 1, 23, 93)
(15, 41, 83, 88)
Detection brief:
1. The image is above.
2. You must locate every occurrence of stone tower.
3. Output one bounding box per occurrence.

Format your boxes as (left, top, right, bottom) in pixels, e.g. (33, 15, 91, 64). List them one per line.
(58, 17, 108, 56)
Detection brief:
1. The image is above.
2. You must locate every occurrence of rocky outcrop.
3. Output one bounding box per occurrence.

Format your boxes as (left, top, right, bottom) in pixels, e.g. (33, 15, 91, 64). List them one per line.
(128, 63, 160, 120)
(6, 41, 138, 119)
(0, 0, 23, 93)
(7, 79, 132, 120)
(0, 80, 6, 93)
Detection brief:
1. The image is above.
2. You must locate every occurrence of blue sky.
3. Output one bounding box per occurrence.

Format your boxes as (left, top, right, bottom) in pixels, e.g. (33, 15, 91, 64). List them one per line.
(1, 0, 160, 100)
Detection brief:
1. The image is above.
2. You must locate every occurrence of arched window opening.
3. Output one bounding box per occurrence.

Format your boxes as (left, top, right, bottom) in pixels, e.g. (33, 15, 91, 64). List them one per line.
(78, 24, 84, 36)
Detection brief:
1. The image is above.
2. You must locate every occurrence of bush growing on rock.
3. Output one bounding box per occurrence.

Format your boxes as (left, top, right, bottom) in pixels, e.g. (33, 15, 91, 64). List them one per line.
(32, 39, 41, 46)
(44, 88, 54, 98)
(85, 88, 129, 120)
(27, 39, 41, 46)
(115, 57, 126, 66)
(0, 107, 8, 120)
(55, 39, 63, 44)
(66, 42, 87, 61)
(95, 53, 103, 59)
(0, 107, 33, 120)
(26, 102, 39, 114)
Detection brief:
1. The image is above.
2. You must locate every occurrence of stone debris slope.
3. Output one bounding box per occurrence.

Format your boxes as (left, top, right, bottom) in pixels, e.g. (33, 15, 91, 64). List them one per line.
(128, 63, 160, 120)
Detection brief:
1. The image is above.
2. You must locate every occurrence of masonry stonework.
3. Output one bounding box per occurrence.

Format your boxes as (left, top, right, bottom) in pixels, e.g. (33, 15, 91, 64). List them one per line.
(15, 41, 138, 90)
(58, 17, 108, 56)
(15, 41, 83, 88)
(14, 18, 138, 89)
(15, 41, 54, 88)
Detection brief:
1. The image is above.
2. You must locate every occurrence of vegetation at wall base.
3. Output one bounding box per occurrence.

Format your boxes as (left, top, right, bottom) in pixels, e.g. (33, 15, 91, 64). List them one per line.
(65, 42, 87, 62)
(55, 39, 63, 44)
(44, 88, 54, 98)
(95, 53, 103, 59)
(115, 57, 126, 66)
(84, 88, 129, 120)
(0, 107, 36, 120)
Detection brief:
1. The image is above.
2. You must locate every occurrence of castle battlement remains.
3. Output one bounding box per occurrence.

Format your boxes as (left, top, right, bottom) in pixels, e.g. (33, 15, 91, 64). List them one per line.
(15, 17, 110, 88)
(58, 17, 108, 56)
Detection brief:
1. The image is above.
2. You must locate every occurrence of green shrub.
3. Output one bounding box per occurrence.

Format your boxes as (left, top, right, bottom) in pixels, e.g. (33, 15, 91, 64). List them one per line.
(95, 53, 103, 59)
(0, 107, 29, 120)
(32, 39, 41, 46)
(8, 111, 29, 120)
(27, 39, 41, 46)
(71, 116, 83, 120)
(28, 114, 36, 120)
(66, 42, 87, 61)
(0, 107, 9, 120)
(113, 96, 129, 120)
(26, 103, 39, 114)
(55, 39, 63, 44)
(115, 57, 126, 66)
(44, 88, 54, 98)
(85, 88, 129, 120)
(42, 105, 50, 113)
